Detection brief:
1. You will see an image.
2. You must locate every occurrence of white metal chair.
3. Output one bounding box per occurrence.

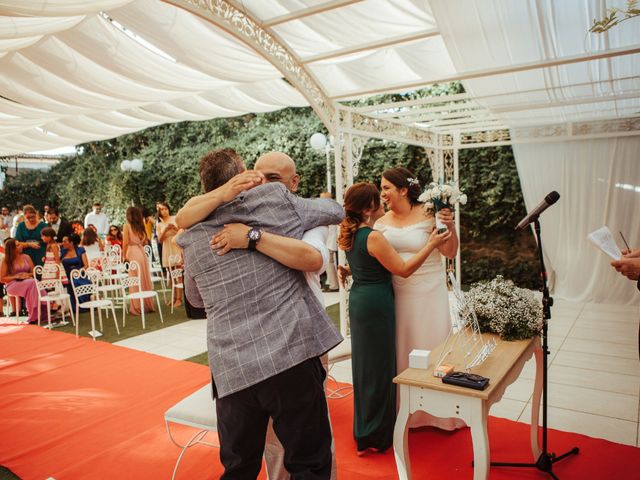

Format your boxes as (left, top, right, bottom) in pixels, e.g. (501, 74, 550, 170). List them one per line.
(326, 339, 353, 399)
(4, 293, 23, 324)
(120, 260, 163, 329)
(145, 244, 168, 301)
(167, 254, 184, 314)
(86, 266, 125, 312)
(165, 384, 218, 480)
(70, 268, 120, 340)
(33, 264, 74, 328)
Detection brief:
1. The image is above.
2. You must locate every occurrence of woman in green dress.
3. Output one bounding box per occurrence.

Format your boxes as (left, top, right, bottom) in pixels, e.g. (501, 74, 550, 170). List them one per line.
(338, 182, 450, 455)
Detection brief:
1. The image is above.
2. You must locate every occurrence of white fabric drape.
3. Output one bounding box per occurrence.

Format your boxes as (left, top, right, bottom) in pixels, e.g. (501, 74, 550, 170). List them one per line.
(514, 137, 640, 305)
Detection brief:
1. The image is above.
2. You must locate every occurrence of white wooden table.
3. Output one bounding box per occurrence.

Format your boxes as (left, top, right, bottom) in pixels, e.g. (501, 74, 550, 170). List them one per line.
(393, 333, 542, 480)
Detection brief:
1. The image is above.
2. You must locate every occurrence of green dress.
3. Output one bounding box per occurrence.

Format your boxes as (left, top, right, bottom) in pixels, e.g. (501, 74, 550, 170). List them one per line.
(14, 221, 46, 267)
(346, 227, 396, 451)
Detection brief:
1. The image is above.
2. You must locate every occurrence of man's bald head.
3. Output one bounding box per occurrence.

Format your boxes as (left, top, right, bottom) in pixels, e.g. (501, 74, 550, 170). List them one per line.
(254, 151, 300, 192)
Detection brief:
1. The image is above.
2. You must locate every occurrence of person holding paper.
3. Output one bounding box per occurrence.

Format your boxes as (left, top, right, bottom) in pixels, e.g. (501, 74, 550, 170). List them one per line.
(611, 248, 640, 282)
(610, 248, 640, 359)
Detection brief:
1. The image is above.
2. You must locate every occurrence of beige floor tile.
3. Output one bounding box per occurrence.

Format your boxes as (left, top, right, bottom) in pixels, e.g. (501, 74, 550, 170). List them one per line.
(573, 319, 639, 335)
(553, 350, 640, 378)
(547, 335, 566, 353)
(578, 310, 638, 324)
(551, 299, 585, 311)
(583, 302, 639, 314)
(568, 324, 636, 346)
(489, 398, 527, 422)
(519, 404, 637, 446)
(547, 321, 574, 338)
(544, 383, 637, 421)
(329, 363, 353, 384)
(503, 377, 535, 403)
(561, 337, 638, 359)
(548, 365, 639, 396)
(518, 357, 538, 380)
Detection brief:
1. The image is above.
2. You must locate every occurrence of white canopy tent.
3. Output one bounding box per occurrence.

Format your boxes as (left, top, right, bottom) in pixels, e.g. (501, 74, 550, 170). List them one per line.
(0, 0, 639, 314)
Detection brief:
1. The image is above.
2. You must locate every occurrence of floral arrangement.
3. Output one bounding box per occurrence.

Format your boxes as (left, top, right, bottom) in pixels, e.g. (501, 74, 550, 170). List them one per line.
(464, 275, 542, 341)
(418, 180, 467, 230)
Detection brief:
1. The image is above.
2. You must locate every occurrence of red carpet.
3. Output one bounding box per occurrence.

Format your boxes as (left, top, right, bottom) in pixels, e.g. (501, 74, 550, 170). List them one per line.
(0, 325, 638, 479)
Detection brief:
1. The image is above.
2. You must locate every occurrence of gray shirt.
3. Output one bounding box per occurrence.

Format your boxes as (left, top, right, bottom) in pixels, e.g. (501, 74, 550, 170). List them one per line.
(177, 182, 344, 398)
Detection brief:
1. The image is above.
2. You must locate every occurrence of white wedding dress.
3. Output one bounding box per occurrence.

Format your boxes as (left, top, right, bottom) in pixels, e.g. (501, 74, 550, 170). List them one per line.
(375, 218, 465, 430)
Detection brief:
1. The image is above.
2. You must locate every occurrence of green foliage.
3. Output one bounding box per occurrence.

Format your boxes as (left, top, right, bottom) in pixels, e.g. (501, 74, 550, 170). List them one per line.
(590, 0, 639, 33)
(0, 91, 537, 287)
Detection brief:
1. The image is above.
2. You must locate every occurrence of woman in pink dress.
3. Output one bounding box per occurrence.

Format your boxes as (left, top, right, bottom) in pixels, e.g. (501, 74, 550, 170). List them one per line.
(122, 207, 155, 315)
(1, 238, 46, 323)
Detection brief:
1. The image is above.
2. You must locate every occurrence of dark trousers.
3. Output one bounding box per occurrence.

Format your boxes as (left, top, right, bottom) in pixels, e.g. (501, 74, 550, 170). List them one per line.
(215, 357, 332, 480)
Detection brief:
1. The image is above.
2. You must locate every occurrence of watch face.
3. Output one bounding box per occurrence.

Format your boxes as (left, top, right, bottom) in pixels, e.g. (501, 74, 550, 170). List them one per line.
(249, 229, 261, 241)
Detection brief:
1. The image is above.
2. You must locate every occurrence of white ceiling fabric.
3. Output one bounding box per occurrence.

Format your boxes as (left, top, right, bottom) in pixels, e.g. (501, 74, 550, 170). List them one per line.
(0, 0, 458, 155)
(0, 0, 308, 155)
(0, 0, 638, 155)
(430, 0, 640, 128)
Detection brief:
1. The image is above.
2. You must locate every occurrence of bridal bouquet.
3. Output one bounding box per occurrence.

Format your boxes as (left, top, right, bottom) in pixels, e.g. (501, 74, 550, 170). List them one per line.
(418, 180, 467, 231)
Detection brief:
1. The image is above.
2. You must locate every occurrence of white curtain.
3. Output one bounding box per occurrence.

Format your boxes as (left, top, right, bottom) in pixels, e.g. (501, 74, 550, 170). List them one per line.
(514, 137, 640, 305)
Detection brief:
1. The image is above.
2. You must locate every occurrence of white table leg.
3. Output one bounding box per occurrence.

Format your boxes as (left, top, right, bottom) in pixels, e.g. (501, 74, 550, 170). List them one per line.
(530, 345, 543, 460)
(469, 399, 489, 480)
(393, 384, 412, 480)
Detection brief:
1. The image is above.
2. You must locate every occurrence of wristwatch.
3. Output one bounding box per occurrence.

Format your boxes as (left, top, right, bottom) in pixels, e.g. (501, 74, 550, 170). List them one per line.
(247, 227, 262, 250)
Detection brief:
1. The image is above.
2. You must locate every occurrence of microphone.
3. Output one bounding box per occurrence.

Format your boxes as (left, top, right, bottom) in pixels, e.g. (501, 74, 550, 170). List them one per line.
(515, 191, 560, 231)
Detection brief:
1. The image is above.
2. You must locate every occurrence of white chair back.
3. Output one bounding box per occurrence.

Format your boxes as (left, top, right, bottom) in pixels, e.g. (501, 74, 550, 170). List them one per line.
(33, 264, 63, 291)
(70, 268, 98, 299)
(168, 253, 182, 269)
(107, 243, 122, 258)
(120, 261, 143, 290)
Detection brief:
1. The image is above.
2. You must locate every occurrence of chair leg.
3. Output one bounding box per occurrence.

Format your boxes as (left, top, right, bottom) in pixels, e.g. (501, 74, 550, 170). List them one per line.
(122, 302, 127, 329)
(97, 305, 104, 331)
(37, 298, 41, 327)
(170, 284, 175, 314)
(46, 300, 52, 329)
(75, 306, 80, 338)
(110, 303, 120, 335)
(141, 302, 146, 330)
(156, 294, 164, 324)
(89, 308, 96, 341)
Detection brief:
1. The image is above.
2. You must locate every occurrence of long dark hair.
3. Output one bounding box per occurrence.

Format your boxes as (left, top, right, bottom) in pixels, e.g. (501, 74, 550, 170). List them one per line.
(3, 238, 18, 275)
(107, 225, 122, 241)
(81, 227, 99, 246)
(156, 202, 171, 222)
(382, 167, 422, 206)
(126, 207, 147, 240)
(338, 182, 381, 252)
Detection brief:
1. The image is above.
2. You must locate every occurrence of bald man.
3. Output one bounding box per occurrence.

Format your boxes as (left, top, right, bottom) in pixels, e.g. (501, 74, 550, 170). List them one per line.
(177, 151, 339, 479)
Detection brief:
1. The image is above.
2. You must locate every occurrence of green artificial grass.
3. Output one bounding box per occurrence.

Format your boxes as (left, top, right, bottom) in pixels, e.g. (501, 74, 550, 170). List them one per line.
(52, 302, 192, 343)
(0, 467, 19, 480)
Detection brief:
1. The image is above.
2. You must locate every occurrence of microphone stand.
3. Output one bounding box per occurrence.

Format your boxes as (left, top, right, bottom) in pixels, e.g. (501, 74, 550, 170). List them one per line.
(490, 218, 579, 479)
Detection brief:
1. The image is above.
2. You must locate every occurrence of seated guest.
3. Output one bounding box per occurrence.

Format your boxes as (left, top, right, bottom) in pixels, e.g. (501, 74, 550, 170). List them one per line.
(0, 239, 45, 324)
(81, 225, 104, 268)
(61, 234, 91, 312)
(106, 225, 123, 249)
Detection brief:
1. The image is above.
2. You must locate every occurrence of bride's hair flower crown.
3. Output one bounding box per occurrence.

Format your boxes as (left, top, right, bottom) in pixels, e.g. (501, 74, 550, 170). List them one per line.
(406, 177, 420, 187)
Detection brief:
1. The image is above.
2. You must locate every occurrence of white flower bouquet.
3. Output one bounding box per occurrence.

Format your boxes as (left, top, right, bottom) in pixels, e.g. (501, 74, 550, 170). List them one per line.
(418, 180, 467, 231)
(464, 276, 542, 341)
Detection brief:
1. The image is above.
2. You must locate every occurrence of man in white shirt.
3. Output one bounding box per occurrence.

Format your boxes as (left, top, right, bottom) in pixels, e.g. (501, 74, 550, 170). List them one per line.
(204, 152, 338, 480)
(83, 202, 110, 237)
(320, 192, 339, 292)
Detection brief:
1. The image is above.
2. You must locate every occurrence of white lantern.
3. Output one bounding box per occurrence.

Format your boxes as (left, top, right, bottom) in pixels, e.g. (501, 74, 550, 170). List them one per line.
(310, 132, 327, 151)
(120, 160, 132, 171)
(131, 159, 143, 172)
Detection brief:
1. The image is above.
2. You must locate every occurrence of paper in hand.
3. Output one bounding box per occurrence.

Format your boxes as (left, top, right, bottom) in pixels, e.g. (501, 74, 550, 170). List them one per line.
(587, 226, 622, 260)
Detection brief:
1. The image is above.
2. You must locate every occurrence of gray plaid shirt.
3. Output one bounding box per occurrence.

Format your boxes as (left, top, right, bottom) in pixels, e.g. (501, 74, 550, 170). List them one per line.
(177, 182, 344, 398)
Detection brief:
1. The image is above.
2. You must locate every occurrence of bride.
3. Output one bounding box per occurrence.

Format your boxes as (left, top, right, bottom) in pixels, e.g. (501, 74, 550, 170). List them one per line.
(375, 167, 461, 429)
